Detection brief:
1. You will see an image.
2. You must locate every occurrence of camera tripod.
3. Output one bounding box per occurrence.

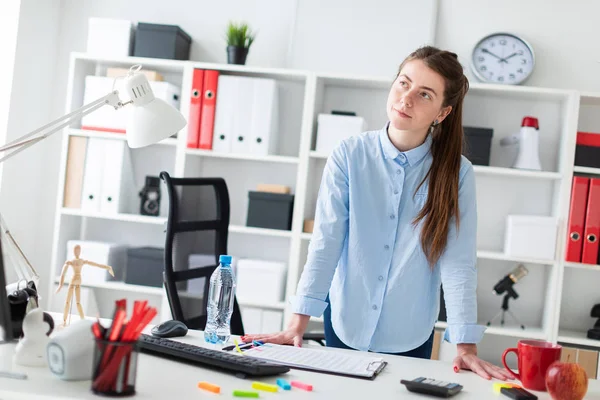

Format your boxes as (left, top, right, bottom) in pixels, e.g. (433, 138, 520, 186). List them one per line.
(486, 288, 525, 330)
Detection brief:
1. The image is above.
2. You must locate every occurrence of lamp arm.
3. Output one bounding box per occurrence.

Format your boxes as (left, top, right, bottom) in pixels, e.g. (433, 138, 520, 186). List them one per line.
(0, 91, 122, 164)
(0, 90, 123, 294)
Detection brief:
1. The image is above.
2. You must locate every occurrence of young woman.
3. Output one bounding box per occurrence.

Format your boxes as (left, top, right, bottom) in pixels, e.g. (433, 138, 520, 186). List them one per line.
(242, 46, 513, 381)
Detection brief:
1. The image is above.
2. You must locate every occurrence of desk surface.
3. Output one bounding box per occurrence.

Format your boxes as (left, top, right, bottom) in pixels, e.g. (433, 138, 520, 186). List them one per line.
(2, 324, 600, 399)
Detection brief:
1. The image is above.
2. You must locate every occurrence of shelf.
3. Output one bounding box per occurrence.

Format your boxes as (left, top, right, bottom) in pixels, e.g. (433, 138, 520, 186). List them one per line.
(580, 92, 600, 106)
(61, 208, 167, 225)
(229, 225, 293, 238)
(473, 165, 562, 180)
(54, 277, 164, 296)
(485, 326, 546, 340)
(476, 250, 554, 265)
(187, 149, 299, 164)
(309, 151, 329, 159)
(68, 128, 178, 146)
(238, 300, 287, 311)
(72, 52, 186, 72)
(558, 330, 600, 348)
(564, 262, 600, 271)
(435, 321, 546, 340)
(573, 166, 600, 175)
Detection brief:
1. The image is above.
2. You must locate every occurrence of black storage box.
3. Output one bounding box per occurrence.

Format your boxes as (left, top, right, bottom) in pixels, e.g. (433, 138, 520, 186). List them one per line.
(133, 23, 191, 60)
(247, 191, 294, 231)
(575, 132, 600, 169)
(125, 247, 164, 287)
(463, 126, 493, 166)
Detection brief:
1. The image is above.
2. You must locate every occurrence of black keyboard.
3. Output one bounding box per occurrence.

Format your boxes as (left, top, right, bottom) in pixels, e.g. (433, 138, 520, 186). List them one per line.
(137, 334, 290, 377)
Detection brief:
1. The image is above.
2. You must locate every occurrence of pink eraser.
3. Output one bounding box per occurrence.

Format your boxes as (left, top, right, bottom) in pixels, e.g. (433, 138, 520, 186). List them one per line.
(291, 380, 313, 391)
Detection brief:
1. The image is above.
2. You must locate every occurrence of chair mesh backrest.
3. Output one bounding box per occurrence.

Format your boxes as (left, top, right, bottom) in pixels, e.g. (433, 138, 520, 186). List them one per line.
(160, 172, 243, 333)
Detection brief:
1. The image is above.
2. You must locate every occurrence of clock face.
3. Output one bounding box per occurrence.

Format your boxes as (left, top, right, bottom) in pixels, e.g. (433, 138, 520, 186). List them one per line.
(471, 33, 535, 85)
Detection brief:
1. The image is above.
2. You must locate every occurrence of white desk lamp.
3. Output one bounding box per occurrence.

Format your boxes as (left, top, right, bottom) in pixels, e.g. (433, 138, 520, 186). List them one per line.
(1, 64, 187, 295)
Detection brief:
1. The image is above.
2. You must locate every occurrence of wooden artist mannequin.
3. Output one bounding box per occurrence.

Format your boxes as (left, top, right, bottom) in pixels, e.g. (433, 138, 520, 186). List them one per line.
(55, 245, 114, 326)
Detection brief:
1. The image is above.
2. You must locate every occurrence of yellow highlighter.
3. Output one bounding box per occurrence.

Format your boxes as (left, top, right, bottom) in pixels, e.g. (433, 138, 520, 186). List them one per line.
(234, 339, 244, 355)
(493, 382, 521, 394)
(252, 381, 278, 392)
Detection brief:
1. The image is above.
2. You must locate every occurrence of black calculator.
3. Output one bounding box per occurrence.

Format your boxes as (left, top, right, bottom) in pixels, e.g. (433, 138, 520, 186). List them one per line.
(400, 377, 463, 397)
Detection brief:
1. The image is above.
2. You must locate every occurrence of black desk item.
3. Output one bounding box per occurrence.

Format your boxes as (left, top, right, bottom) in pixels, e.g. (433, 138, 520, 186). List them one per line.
(501, 386, 538, 400)
(137, 334, 289, 377)
(400, 377, 463, 397)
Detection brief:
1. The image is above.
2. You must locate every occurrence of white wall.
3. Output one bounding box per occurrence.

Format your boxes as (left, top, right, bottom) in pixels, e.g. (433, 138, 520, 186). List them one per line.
(436, 0, 600, 92)
(0, 0, 61, 289)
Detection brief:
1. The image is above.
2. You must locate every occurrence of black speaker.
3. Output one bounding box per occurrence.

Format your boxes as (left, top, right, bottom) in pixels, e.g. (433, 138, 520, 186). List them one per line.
(139, 176, 161, 216)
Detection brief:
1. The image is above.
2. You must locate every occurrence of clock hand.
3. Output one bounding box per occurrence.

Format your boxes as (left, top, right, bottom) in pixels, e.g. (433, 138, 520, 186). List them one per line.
(498, 52, 519, 63)
(481, 48, 503, 60)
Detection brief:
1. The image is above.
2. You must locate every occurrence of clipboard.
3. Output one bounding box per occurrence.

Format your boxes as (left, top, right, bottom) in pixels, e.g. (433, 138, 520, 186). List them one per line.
(241, 343, 388, 380)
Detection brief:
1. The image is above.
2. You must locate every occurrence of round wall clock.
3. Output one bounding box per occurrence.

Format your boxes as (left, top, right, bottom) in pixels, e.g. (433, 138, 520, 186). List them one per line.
(471, 32, 535, 85)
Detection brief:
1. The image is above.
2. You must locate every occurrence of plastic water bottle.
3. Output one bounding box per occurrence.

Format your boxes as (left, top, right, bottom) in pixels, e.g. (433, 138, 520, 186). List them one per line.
(204, 255, 236, 344)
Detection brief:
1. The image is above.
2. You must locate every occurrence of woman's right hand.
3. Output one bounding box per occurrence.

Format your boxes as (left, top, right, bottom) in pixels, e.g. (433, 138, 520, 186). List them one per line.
(240, 313, 311, 347)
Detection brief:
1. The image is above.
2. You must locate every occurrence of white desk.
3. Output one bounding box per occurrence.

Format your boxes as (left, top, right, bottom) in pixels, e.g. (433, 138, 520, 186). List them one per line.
(2, 326, 600, 399)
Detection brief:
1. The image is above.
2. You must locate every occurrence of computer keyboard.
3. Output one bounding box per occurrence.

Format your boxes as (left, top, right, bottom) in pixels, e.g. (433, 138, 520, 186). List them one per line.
(137, 334, 290, 377)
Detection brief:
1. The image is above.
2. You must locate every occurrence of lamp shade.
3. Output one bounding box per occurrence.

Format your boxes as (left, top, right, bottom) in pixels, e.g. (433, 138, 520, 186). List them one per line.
(122, 67, 187, 148)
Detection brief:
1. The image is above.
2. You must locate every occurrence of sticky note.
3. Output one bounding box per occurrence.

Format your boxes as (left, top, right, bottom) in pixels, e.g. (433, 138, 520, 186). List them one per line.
(276, 378, 291, 390)
(198, 381, 221, 393)
(233, 390, 259, 398)
(493, 382, 520, 393)
(291, 380, 313, 391)
(251, 381, 278, 392)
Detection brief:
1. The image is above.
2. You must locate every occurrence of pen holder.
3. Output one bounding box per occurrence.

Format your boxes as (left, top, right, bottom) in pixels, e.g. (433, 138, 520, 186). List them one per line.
(91, 339, 139, 397)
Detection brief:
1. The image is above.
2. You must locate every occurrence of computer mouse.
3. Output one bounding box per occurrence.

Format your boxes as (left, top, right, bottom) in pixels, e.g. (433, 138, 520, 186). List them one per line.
(151, 320, 188, 338)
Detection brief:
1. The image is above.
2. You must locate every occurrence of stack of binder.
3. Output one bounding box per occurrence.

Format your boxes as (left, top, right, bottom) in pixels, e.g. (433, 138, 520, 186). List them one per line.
(63, 137, 135, 215)
(187, 71, 279, 156)
(566, 176, 600, 264)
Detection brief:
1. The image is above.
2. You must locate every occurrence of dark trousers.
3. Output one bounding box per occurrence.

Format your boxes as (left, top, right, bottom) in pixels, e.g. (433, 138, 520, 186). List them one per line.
(323, 295, 434, 359)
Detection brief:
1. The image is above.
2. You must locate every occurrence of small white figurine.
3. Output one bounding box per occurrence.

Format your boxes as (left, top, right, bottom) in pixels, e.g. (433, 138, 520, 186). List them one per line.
(13, 308, 54, 367)
(56, 244, 114, 327)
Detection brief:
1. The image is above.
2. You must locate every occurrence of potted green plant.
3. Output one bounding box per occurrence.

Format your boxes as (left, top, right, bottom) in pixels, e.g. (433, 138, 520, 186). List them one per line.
(225, 21, 255, 65)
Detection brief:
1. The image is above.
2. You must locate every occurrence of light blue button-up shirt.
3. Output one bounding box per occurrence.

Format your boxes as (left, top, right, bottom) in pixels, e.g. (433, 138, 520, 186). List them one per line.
(290, 123, 486, 353)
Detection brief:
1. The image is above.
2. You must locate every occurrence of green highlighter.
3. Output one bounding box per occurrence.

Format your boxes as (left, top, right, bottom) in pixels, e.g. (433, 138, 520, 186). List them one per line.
(233, 390, 260, 398)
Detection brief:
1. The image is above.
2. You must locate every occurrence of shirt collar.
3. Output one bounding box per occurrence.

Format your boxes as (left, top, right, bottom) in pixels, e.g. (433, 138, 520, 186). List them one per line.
(379, 122, 432, 166)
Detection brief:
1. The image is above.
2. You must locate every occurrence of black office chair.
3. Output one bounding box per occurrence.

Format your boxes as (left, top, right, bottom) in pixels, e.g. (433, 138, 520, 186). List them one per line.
(160, 171, 244, 335)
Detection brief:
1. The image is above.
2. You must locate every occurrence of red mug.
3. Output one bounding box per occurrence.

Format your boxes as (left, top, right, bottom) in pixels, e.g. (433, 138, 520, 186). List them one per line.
(502, 340, 562, 391)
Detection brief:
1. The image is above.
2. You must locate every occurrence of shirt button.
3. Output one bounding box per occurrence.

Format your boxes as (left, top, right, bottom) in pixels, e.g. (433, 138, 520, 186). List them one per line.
(378, 276, 384, 281)
(399, 154, 406, 161)
(372, 305, 378, 310)
(394, 189, 399, 194)
(390, 214, 395, 219)
(384, 245, 389, 250)
(396, 169, 401, 175)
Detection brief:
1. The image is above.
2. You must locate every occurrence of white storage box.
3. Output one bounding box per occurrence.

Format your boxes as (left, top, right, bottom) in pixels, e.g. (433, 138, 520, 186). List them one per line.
(315, 114, 367, 155)
(81, 76, 181, 132)
(64, 241, 128, 283)
(235, 259, 286, 304)
(86, 18, 134, 58)
(504, 215, 559, 261)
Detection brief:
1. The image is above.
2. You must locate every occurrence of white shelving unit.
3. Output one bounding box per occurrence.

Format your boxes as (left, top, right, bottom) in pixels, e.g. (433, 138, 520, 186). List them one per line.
(44, 52, 600, 362)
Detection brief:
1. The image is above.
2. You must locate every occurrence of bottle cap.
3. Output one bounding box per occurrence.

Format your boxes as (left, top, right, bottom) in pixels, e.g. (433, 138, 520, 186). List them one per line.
(522, 116, 539, 130)
(219, 255, 232, 265)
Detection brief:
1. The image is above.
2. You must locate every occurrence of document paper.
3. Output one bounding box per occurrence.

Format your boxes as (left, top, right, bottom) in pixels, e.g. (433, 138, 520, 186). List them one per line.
(243, 343, 386, 378)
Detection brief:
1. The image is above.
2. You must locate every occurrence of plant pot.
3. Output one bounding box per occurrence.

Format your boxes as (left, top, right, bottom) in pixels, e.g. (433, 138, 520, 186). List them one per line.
(227, 45, 249, 65)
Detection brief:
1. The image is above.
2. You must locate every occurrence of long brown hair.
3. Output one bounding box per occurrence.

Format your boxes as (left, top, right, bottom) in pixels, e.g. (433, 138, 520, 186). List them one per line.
(398, 46, 469, 268)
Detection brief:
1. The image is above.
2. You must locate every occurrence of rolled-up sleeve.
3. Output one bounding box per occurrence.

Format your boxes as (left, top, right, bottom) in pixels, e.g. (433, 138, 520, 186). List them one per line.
(439, 162, 486, 344)
(289, 143, 350, 317)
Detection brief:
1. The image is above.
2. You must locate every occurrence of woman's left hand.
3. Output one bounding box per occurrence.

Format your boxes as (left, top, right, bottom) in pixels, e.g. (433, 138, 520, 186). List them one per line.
(453, 344, 515, 381)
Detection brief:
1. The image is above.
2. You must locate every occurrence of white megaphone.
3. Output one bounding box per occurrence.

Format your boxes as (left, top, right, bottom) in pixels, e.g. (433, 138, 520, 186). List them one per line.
(500, 116, 542, 171)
